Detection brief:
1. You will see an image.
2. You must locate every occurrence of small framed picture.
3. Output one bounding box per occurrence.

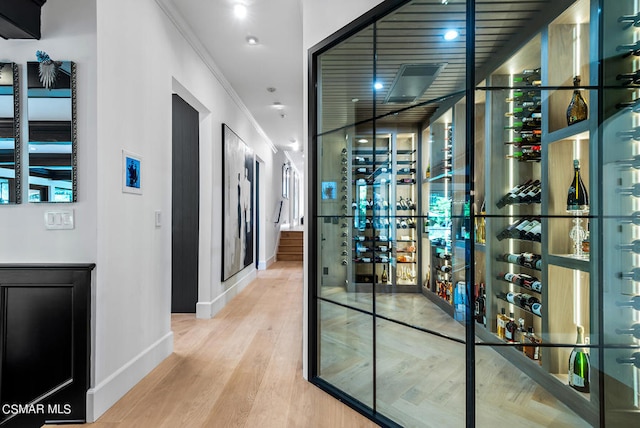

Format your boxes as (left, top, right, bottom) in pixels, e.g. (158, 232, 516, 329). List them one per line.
(122, 150, 142, 194)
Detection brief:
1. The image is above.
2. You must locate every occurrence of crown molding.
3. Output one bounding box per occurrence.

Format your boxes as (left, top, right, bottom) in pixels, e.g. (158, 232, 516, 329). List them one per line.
(154, 0, 278, 154)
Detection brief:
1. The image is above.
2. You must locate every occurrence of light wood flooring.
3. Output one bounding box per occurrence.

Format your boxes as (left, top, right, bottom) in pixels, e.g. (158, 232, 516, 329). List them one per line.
(48, 261, 377, 428)
(47, 262, 592, 428)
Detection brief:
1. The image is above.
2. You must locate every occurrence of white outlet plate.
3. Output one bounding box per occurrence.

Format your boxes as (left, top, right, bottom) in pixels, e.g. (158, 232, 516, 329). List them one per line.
(45, 209, 75, 230)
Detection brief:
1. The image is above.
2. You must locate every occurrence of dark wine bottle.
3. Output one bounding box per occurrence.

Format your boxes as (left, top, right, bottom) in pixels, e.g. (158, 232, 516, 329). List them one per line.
(618, 13, 640, 28)
(474, 284, 485, 324)
(615, 98, 640, 113)
(568, 325, 590, 393)
(505, 312, 518, 342)
(617, 70, 640, 85)
(496, 219, 526, 241)
(567, 76, 588, 125)
(616, 41, 640, 56)
(567, 159, 589, 212)
(512, 68, 541, 86)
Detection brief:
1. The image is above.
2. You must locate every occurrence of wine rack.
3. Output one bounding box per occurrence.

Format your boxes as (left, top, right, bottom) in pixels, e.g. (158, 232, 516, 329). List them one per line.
(600, 1, 640, 425)
(336, 130, 423, 292)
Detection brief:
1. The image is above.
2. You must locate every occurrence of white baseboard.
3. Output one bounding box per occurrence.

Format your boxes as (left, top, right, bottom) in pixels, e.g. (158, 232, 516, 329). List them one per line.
(86, 331, 173, 422)
(195, 268, 257, 319)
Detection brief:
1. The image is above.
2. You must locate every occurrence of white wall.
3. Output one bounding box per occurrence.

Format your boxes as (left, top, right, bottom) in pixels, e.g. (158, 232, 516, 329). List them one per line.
(0, 0, 98, 263)
(300, 0, 386, 379)
(2, 0, 282, 422)
(90, 0, 281, 420)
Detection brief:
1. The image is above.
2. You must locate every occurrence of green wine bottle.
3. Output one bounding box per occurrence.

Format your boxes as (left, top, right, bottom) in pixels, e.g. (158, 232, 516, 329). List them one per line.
(568, 325, 590, 393)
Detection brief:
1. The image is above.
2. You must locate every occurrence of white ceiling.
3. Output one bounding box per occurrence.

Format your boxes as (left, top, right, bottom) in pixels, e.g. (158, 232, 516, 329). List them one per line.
(163, 0, 305, 170)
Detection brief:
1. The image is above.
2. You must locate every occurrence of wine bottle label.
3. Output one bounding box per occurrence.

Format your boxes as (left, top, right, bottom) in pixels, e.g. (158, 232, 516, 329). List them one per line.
(570, 373, 585, 387)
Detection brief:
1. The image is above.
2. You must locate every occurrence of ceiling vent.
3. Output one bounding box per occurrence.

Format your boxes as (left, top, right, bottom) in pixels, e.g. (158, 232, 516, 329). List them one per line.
(383, 63, 447, 104)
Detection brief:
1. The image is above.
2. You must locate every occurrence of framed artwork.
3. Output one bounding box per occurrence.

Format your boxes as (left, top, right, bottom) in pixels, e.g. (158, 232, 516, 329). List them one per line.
(122, 150, 142, 194)
(222, 124, 254, 281)
(321, 181, 336, 200)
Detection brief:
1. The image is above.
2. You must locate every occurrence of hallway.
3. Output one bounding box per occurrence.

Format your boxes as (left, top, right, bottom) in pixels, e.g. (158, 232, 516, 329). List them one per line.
(54, 262, 375, 428)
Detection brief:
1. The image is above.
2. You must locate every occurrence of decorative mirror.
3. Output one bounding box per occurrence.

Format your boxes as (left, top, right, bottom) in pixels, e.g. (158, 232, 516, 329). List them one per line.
(0, 62, 20, 204)
(27, 54, 76, 203)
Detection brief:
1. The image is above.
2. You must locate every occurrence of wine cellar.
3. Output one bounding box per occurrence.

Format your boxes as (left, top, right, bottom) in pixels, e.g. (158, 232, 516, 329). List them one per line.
(310, 0, 640, 426)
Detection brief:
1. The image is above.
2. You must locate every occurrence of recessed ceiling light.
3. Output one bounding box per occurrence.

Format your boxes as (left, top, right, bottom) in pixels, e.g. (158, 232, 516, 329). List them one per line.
(234, 3, 247, 19)
(246, 35, 259, 45)
(444, 30, 459, 41)
(273, 101, 284, 109)
(358, 139, 368, 144)
(267, 87, 276, 93)
(441, 0, 449, 4)
(351, 98, 359, 102)
(374, 82, 383, 90)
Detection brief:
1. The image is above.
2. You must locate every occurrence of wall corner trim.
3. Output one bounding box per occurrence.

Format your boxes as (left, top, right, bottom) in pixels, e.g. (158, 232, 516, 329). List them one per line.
(195, 269, 257, 319)
(86, 331, 173, 422)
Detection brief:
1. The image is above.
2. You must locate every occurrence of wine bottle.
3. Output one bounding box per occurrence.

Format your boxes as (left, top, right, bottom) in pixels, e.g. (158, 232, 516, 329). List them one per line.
(505, 93, 541, 103)
(616, 240, 640, 254)
(616, 295, 640, 310)
(507, 151, 542, 162)
(438, 265, 452, 273)
(523, 327, 541, 361)
(616, 154, 640, 170)
(617, 183, 640, 197)
(568, 325, 590, 393)
(504, 121, 541, 133)
(616, 352, 640, 369)
(615, 324, 640, 339)
(505, 108, 542, 119)
(618, 13, 640, 28)
(617, 70, 640, 85)
(530, 302, 542, 316)
(615, 98, 640, 113)
(496, 180, 533, 208)
(475, 284, 486, 324)
(566, 76, 588, 125)
(524, 221, 542, 242)
(618, 268, 640, 282)
(567, 159, 589, 212)
(515, 318, 526, 350)
(616, 41, 640, 56)
(513, 69, 542, 86)
(497, 307, 507, 339)
(381, 265, 388, 283)
(496, 218, 526, 241)
(436, 252, 451, 260)
(505, 312, 518, 342)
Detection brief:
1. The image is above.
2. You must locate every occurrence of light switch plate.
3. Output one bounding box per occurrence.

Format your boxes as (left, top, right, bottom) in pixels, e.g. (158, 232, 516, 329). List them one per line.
(154, 210, 162, 228)
(45, 209, 75, 230)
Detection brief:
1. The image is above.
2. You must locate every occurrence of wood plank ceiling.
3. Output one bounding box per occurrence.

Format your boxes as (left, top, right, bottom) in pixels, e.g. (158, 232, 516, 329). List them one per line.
(317, 0, 574, 135)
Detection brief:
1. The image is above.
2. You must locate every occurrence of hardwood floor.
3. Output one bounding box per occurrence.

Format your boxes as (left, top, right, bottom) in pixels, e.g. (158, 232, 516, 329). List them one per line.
(48, 262, 376, 428)
(46, 261, 591, 428)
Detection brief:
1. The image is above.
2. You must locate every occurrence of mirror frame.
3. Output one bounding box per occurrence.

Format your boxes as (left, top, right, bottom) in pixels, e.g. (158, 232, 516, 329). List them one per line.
(0, 62, 21, 204)
(26, 61, 77, 203)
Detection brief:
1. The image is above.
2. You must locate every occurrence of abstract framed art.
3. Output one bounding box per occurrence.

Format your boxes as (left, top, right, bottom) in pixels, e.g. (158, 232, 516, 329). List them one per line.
(221, 124, 254, 281)
(122, 150, 142, 194)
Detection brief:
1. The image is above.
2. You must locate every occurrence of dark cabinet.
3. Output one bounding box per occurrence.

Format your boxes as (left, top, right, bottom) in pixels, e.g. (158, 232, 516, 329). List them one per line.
(0, 264, 93, 427)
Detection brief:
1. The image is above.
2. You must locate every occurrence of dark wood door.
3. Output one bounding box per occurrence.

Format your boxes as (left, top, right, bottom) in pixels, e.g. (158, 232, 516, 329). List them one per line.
(172, 94, 199, 313)
(0, 265, 93, 427)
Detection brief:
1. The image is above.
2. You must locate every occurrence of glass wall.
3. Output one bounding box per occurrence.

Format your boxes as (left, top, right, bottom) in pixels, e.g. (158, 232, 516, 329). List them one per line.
(309, 0, 640, 426)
